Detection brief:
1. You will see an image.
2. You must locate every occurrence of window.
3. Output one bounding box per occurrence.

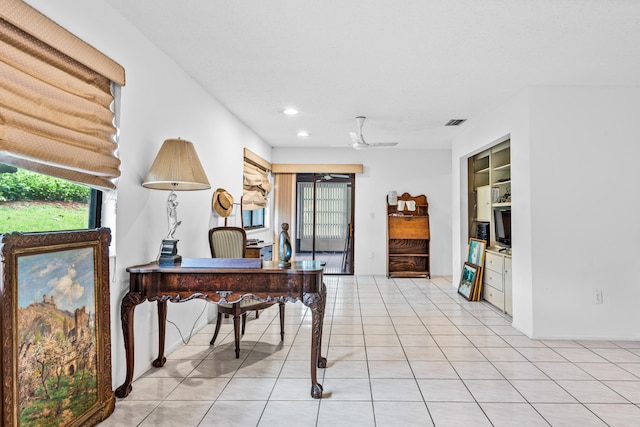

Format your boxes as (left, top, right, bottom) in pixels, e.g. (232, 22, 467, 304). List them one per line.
(297, 180, 350, 241)
(0, 2, 123, 234)
(242, 149, 271, 230)
(0, 165, 101, 233)
(242, 208, 264, 229)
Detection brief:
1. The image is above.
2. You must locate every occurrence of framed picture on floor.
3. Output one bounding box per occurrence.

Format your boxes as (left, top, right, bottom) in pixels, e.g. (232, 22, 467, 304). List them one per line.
(1, 228, 114, 426)
(458, 262, 479, 301)
(467, 238, 487, 267)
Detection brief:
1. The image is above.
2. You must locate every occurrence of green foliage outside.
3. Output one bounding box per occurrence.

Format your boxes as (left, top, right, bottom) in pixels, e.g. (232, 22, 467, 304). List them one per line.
(0, 168, 90, 233)
(0, 201, 89, 233)
(0, 168, 90, 202)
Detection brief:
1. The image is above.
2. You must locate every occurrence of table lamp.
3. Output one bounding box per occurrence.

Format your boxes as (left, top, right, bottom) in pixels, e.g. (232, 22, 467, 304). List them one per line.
(142, 138, 210, 265)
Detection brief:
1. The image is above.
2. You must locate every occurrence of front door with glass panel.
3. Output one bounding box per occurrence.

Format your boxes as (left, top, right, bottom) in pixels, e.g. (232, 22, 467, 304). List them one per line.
(295, 173, 354, 275)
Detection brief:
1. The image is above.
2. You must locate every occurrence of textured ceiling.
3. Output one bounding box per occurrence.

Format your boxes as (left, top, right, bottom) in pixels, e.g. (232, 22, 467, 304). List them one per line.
(104, 0, 640, 149)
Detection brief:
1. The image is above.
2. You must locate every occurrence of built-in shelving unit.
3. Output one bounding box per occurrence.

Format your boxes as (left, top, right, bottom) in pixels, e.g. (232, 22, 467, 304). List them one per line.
(468, 139, 511, 247)
(386, 193, 430, 278)
(468, 139, 511, 314)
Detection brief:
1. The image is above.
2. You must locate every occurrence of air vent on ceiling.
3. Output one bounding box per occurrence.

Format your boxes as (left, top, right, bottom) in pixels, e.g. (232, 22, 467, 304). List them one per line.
(445, 119, 466, 126)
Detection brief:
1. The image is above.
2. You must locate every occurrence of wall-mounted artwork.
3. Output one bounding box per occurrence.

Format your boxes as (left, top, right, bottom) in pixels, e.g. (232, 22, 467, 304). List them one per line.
(1, 228, 114, 426)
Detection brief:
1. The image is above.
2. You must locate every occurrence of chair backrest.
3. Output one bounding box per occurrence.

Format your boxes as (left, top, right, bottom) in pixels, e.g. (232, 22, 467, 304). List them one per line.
(209, 227, 247, 258)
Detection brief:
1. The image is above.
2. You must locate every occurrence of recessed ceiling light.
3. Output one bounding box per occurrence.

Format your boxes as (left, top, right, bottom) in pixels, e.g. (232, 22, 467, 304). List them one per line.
(297, 131, 309, 137)
(283, 108, 299, 115)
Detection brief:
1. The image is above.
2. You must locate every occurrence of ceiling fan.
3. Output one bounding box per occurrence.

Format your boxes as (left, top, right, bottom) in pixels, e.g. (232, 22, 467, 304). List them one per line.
(318, 173, 350, 181)
(332, 116, 399, 150)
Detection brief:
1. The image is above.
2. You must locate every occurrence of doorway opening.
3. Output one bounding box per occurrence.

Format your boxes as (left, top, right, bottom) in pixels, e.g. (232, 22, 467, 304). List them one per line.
(295, 173, 354, 275)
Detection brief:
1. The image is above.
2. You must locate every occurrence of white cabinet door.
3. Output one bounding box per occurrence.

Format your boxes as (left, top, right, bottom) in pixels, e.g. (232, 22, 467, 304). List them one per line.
(476, 185, 491, 222)
(504, 256, 512, 315)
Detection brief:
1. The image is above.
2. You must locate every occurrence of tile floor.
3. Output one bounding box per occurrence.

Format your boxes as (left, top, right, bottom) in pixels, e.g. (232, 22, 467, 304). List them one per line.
(100, 276, 640, 426)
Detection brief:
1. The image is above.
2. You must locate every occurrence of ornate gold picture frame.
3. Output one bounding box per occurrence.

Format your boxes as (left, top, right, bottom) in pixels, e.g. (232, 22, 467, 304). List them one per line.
(1, 228, 114, 426)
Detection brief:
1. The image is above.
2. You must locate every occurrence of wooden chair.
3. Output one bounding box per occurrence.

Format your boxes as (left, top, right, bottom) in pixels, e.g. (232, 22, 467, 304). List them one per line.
(208, 227, 285, 358)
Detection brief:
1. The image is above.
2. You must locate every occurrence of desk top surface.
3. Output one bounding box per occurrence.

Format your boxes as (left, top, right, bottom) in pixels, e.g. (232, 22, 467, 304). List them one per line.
(246, 241, 272, 249)
(127, 258, 325, 274)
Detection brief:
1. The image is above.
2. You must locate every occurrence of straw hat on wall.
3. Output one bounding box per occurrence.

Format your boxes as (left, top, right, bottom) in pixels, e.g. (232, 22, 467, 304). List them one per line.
(212, 188, 234, 217)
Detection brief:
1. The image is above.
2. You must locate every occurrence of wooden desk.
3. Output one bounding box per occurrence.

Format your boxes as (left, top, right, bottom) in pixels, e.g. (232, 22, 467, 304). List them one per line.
(115, 259, 327, 399)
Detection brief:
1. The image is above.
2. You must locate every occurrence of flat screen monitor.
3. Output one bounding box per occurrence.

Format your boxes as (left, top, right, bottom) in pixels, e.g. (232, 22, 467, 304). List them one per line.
(494, 208, 511, 247)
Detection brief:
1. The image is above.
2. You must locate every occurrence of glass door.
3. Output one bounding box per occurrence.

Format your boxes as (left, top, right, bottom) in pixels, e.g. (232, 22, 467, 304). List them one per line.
(295, 173, 354, 275)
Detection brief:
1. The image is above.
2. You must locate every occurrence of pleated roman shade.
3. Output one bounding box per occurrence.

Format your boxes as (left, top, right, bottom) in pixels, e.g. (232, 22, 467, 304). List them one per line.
(0, 0, 126, 190)
(242, 149, 272, 211)
(243, 162, 272, 210)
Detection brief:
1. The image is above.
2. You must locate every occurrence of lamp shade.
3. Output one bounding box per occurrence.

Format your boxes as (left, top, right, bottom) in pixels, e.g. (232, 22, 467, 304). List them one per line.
(142, 138, 211, 190)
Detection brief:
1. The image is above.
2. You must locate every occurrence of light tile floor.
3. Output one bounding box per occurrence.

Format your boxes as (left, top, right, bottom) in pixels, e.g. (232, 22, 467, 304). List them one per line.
(100, 276, 640, 426)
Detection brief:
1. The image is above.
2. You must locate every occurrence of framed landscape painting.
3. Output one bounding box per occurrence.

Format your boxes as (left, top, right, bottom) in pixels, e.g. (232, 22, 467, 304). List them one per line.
(458, 262, 479, 301)
(1, 228, 114, 427)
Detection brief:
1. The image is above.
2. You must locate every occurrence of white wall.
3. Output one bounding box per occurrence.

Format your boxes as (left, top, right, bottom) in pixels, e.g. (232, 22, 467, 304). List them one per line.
(528, 86, 640, 339)
(272, 148, 453, 276)
(452, 86, 640, 340)
(26, 0, 273, 385)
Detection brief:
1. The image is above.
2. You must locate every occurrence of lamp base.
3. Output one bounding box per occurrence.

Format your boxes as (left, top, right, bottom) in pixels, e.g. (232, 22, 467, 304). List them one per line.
(159, 239, 182, 265)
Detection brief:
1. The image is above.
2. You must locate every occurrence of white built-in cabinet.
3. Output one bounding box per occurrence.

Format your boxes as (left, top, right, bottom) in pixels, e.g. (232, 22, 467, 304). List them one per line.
(504, 256, 512, 315)
(468, 138, 512, 315)
(476, 185, 491, 222)
(482, 249, 512, 315)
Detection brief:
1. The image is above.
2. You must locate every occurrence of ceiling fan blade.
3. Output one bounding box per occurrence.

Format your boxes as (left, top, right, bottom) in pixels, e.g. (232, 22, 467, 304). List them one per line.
(368, 142, 398, 147)
(349, 131, 363, 144)
(344, 115, 397, 149)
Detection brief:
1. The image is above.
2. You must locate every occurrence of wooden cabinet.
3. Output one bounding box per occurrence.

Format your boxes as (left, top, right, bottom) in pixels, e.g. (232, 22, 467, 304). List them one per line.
(387, 193, 430, 278)
(246, 242, 272, 260)
(482, 249, 512, 315)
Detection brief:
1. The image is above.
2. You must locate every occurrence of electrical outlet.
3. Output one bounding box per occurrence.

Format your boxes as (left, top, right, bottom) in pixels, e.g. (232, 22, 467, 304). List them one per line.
(593, 289, 603, 304)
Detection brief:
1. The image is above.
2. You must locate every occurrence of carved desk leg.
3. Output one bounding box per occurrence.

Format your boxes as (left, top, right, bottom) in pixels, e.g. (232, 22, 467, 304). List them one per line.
(153, 299, 168, 367)
(304, 285, 327, 399)
(115, 291, 144, 398)
(317, 282, 328, 369)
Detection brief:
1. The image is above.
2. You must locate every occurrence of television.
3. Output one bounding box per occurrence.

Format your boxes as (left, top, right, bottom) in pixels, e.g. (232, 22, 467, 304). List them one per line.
(494, 208, 511, 248)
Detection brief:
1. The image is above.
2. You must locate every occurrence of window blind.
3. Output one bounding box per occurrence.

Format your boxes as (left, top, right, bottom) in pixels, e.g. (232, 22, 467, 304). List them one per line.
(242, 149, 272, 211)
(297, 181, 349, 240)
(0, 0, 125, 190)
(243, 161, 272, 210)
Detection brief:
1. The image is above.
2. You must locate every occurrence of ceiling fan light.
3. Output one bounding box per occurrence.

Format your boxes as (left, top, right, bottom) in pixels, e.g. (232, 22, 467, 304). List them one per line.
(283, 108, 299, 115)
(297, 131, 309, 137)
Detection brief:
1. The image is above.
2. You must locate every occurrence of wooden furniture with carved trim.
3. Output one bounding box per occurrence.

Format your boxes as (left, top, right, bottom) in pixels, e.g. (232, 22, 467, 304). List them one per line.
(387, 193, 431, 278)
(115, 259, 327, 399)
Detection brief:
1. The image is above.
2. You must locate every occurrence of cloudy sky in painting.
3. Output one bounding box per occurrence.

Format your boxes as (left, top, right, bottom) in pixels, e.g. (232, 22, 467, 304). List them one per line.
(18, 247, 95, 313)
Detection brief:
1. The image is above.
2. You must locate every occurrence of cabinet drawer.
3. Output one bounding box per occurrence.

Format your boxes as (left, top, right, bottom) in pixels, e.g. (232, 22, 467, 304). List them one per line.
(485, 252, 503, 273)
(483, 269, 503, 292)
(388, 216, 430, 239)
(483, 285, 504, 311)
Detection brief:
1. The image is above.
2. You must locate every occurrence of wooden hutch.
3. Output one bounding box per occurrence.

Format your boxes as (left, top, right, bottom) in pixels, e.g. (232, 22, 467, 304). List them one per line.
(386, 192, 430, 278)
